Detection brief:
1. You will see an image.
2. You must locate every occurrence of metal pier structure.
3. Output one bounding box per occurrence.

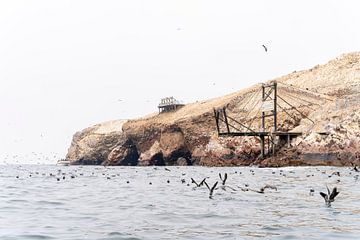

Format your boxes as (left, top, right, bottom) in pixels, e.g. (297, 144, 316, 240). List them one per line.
(213, 81, 328, 159)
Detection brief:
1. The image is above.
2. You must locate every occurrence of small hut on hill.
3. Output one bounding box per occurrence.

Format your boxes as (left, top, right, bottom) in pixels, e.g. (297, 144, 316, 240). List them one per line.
(158, 97, 184, 113)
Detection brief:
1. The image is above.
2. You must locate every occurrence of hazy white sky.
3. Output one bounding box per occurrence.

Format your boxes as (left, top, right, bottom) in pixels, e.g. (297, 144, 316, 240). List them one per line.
(1, 0, 360, 163)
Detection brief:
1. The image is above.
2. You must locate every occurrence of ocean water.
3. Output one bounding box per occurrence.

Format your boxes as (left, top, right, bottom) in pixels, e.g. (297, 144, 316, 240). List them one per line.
(0, 165, 359, 240)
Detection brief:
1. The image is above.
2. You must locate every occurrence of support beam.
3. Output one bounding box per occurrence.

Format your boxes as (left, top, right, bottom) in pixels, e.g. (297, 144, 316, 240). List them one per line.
(223, 107, 231, 134)
(274, 82, 277, 131)
(213, 109, 220, 135)
(213, 80, 302, 160)
(287, 134, 291, 148)
(260, 135, 265, 159)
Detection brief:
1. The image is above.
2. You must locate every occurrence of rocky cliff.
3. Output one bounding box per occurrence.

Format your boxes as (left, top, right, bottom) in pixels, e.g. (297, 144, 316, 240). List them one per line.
(66, 52, 360, 167)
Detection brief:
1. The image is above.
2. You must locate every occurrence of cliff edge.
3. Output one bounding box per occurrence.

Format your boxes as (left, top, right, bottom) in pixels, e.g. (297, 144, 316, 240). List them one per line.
(66, 52, 360, 167)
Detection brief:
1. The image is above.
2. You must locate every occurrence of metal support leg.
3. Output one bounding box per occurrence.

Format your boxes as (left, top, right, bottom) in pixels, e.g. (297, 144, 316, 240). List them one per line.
(260, 135, 265, 159)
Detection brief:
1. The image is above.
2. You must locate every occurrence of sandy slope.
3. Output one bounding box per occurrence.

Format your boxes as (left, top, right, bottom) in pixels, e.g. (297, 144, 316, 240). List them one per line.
(66, 52, 360, 166)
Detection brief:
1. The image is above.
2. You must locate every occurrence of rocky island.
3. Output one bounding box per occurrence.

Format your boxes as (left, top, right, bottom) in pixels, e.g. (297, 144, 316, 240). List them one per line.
(66, 52, 360, 167)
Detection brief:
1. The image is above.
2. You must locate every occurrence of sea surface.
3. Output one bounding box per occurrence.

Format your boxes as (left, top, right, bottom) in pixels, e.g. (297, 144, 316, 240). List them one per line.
(0, 165, 359, 240)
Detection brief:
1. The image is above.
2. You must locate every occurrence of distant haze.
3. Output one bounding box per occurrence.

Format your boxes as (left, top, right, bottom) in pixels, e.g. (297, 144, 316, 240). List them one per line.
(1, 0, 360, 163)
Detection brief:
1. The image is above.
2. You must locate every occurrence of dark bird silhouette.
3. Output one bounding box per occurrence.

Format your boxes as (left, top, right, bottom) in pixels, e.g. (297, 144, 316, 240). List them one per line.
(262, 44, 268, 52)
(219, 173, 228, 186)
(351, 163, 359, 172)
(320, 186, 340, 206)
(309, 188, 315, 196)
(204, 181, 218, 199)
(191, 178, 207, 187)
(247, 184, 277, 194)
(238, 186, 249, 192)
(258, 184, 277, 194)
(218, 173, 236, 191)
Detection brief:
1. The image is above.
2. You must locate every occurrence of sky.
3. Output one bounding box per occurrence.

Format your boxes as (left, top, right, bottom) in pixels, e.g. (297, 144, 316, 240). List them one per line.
(1, 0, 360, 163)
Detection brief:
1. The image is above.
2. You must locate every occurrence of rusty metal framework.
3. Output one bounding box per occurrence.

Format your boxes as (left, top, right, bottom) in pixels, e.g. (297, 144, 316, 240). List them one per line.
(214, 81, 303, 159)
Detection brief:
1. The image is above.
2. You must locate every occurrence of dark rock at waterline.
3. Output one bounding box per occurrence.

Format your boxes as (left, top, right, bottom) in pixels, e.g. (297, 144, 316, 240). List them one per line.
(103, 139, 139, 166)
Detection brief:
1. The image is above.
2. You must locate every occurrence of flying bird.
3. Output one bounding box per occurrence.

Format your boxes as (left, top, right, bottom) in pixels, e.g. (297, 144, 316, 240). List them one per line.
(219, 173, 228, 186)
(262, 44, 268, 52)
(320, 186, 340, 206)
(191, 178, 207, 188)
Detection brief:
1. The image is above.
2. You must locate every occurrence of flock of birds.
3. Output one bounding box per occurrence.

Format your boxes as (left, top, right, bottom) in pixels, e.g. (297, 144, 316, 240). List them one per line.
(185, 164, 359, 206)
(8, 163, 360, 207)
(191, 172, 340, 205)
(1, 152, 60, 165)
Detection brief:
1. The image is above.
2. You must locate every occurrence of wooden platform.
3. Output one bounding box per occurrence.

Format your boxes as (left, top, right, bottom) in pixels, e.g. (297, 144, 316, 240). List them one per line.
(158, 97, 184, 113)
(219, 131, 302, 137)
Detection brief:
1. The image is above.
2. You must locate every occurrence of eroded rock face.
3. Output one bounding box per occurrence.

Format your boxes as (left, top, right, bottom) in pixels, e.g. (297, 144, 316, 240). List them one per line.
(104, 138, 139, 166)
(66, 120, 128, 165)
(291, 108, 360, 166)
(66, 52, 360, 167)
(138, 125, 192, 166)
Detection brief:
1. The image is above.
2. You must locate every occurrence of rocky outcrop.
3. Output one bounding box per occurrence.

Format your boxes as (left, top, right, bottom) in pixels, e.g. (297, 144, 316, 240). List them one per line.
(137, 125, 192, 166)
(104, 138, 139, 166)
(66, 120, 129, 165)
(66, 52, 360, 167)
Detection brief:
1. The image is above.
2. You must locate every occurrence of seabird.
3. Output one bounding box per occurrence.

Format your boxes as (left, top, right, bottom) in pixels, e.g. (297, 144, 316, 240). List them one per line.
(219, 173, 228, 186)
(351, 163, 359, 172)
(218, 173, 236, 191)
(262, 44, 268, 52)
(204, 181, 218, 199)
(258, 184, 277, 194)
(248, 184, 277, 194)
(320, 186, 339, 206)
(191, 178, 207, 187)
(309, 188, 315, 196)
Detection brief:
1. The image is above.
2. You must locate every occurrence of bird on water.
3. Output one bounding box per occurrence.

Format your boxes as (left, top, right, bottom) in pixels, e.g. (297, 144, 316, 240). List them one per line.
(351, 163, 359, 172)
